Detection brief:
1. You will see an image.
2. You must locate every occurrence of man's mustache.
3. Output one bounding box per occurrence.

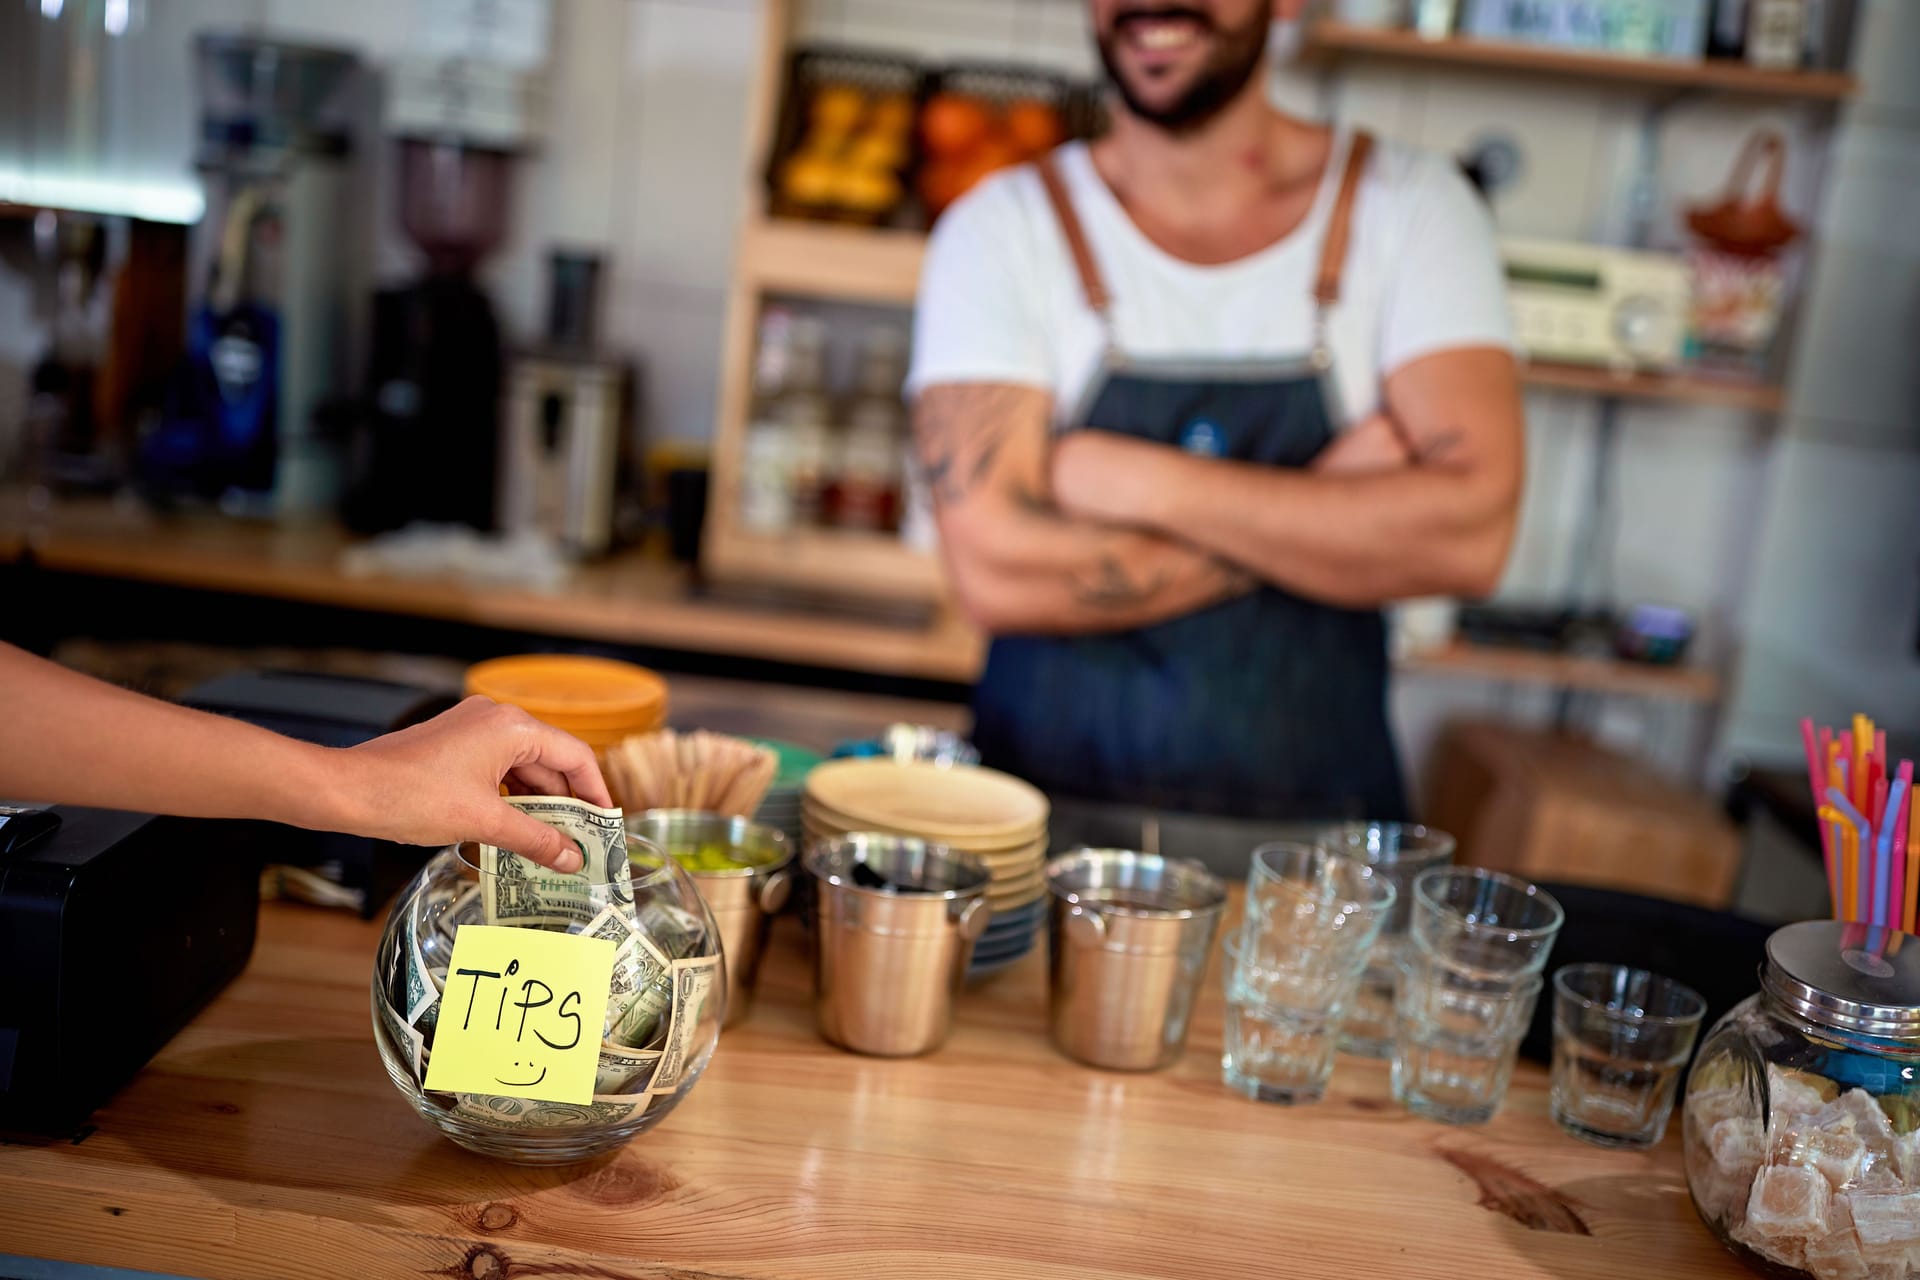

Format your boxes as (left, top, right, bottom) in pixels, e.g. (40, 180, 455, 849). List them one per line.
(1109, 5, 1217, 35)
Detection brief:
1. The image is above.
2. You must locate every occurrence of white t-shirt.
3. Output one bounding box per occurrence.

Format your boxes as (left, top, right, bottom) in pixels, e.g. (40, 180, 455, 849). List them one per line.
(907, 131, 1514, 428)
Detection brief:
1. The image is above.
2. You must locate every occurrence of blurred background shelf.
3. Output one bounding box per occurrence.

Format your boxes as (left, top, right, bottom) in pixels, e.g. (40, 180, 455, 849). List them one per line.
(1401, 640, 1722, 703)
(735, 218, 1787, 414)
(0, 496, 984, 684)
(737, 215, 925, 306)
(3, 495, 1720, 704)
(1519, 360, 1784, 413)
(1299, 20, 1858, 100)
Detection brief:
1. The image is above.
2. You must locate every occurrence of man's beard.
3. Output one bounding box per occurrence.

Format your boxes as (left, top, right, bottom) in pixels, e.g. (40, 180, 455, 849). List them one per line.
(1096, 4, 1272, 136)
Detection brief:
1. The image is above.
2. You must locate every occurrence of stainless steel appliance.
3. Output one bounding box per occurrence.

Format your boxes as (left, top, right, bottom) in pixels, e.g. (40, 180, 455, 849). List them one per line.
(498, 352, 627, 555)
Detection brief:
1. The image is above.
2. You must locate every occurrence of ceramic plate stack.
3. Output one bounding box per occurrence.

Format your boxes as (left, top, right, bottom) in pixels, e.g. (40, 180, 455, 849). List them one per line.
(802, 760, 1049, 978)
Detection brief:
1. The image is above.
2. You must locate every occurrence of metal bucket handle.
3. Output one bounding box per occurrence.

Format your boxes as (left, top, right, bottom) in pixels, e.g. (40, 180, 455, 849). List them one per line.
(756, 866, 793, 915)
(953, 896, 990, 941)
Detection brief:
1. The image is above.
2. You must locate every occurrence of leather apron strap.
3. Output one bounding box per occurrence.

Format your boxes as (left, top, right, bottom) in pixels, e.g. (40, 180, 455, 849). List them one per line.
(1036, 129, 1377, 328)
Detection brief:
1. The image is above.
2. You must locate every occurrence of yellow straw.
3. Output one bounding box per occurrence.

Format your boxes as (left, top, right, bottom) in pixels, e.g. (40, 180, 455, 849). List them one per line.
(1854, 714, 1872, 811)
(1816, 807, 1843, 915)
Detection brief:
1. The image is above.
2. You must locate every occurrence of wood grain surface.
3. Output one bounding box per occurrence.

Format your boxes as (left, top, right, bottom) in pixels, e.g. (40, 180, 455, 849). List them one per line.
(0, 492, 986, 683)
(0, 899, 1749, 1280)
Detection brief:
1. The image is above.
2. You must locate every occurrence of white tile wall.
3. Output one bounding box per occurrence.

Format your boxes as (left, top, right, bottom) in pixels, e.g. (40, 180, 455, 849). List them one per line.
(616, 0, 762, 295)
(1779, 120, 1920, 441)
(1722, 435, 1920, 759)
(1851, 0, 1920, 117)
(607, 281, 732, 444)
(1719, 0, 1920, 766)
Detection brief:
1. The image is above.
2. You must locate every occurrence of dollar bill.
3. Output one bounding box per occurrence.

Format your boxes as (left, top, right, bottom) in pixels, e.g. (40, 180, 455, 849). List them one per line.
(374, 991, 426, 1082)
(480, 797, 634, 928)
(651, 955, 722, 1096)
(451, 1092, 651, 1130)
(634, 899, 707, 960)
(605, 966, 674, 1050)
(595, 1042, 664, 1095)
(404, 906, 440, 1033)
(600, 907, 674, 1048)
(583, 904, 639, 947)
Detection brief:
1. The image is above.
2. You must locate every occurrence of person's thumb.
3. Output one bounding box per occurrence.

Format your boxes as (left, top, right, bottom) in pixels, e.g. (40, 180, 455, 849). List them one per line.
(480, 803, 585, 873)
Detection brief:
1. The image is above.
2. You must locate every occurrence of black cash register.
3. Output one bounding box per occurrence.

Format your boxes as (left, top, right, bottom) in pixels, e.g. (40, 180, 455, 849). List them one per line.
(0, 670, 450, 1136)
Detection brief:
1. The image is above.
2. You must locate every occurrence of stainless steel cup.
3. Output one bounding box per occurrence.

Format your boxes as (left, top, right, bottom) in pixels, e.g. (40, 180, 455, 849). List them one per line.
(805, 834, 991, 1057)
(1046, 849, 1227, 1071)
(629, 810, 792, 1028)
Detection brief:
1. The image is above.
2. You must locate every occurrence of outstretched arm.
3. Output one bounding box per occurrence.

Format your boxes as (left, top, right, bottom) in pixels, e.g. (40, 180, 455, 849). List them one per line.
(0, 643, 609, 870)
(1051, 347, 1524, 607)
(916, 381, 1251, 635)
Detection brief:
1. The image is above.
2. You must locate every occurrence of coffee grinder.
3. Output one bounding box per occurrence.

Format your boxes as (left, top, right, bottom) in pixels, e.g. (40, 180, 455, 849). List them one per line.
(344, 60, 536, 533)
(141, 36, 361, 514)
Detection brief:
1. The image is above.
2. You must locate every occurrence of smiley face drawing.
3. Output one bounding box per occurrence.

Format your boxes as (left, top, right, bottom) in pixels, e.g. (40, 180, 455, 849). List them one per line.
(495, 1059, 547, 1088)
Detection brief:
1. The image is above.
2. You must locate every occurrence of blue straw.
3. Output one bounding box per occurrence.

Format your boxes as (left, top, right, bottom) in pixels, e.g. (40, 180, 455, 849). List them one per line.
(1827, 788, 1873, 923)
(1876, 778, 1908, 928)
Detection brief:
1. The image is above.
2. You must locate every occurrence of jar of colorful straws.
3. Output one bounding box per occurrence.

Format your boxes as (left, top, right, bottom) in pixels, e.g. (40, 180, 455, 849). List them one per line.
(1801, 714, 1914, 930)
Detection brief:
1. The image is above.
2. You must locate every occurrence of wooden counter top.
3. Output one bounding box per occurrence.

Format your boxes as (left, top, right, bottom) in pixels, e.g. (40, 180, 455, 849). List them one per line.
(1, 495, 985, 684)
(0, 901, 1744, 1279)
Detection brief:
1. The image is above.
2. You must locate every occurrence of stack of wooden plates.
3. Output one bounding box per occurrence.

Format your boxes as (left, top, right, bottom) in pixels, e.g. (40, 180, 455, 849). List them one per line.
(802, 760, 1050, 916)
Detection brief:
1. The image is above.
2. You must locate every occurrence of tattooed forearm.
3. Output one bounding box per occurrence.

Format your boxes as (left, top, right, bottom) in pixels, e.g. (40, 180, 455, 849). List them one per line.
(912, 384, 1031, 505)
(1214, 560, 1258, 595)
(1070, 555, 1172, 609)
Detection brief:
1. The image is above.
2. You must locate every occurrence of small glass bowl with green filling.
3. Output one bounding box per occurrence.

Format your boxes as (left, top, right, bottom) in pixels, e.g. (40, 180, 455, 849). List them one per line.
(628, 811, 793, 1028)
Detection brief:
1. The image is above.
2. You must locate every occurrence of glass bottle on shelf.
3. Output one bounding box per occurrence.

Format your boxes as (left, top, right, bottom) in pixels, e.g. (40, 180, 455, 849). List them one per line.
(825, 324, 907, 534)
(738, 306, 797, 534)
(775, 314, 834, 528)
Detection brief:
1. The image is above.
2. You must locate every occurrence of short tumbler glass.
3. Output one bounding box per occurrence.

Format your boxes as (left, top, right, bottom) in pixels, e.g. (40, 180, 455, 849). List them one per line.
(1550, 963, 1707, 1150)
(1392, 867, 1563, 1125)
(1314, 822, 1455, 1057)
(1223, 844, 1395, 1105)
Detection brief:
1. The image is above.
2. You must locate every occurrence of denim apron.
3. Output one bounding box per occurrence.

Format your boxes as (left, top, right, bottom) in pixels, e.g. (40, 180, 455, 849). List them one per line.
(972, 131, 1408, 822)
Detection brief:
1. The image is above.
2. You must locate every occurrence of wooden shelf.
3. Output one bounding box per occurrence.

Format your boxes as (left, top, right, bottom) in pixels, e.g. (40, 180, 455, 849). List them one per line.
(1300, 20, 1858, 100)
(740, 218, 1785, 413)
(737, 216, 925, 305)
(701, 522, 947, 606)
(739, 219, 1788, 413)
(1521, 360, 1785, 412)
(1401, 640, 1722, 703)
(7, 496, 1718, 701)
(1, 496, 984, 683)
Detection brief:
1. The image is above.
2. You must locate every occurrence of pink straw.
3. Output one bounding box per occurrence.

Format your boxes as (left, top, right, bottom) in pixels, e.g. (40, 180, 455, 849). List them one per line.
(1894, 762, 1914, 932)
(1802, 719, 1835, 890)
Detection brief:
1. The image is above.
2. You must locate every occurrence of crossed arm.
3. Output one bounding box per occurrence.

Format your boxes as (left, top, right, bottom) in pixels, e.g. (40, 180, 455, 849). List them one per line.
(917, 346, 1524, 633)
(914, 382, 1253, 634)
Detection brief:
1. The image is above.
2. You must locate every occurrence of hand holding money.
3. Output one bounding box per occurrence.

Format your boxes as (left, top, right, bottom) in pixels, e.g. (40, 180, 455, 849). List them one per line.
(335, 696, 612, 870)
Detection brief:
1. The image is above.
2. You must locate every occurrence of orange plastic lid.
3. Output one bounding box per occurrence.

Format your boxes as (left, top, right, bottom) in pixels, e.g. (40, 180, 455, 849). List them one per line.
(465, 655, 669, 723)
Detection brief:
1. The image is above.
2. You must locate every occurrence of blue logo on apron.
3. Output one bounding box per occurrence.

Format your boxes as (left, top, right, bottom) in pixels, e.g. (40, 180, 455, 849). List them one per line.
(1179, 419, 1226, 456)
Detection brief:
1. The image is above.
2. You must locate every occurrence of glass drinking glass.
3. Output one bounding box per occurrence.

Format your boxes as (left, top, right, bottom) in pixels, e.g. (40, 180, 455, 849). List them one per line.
(1314, 822, 1456, 1057)
(1223, 844, 1396, 1104)
(1551, 963, 1707, 1149)
(1392, 867, 1564, 1125)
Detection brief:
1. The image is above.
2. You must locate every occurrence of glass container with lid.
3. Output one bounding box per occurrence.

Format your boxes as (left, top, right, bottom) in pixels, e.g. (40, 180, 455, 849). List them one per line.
(1681, 921, 1920, 1279)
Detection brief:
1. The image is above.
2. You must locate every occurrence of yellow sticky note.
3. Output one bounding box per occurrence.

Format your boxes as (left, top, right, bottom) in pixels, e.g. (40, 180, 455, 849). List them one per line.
(423, 925, 614, 1104)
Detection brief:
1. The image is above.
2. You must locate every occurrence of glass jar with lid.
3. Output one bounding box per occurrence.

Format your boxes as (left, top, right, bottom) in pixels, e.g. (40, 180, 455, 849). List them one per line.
(1681, 921, 1920, 1279)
